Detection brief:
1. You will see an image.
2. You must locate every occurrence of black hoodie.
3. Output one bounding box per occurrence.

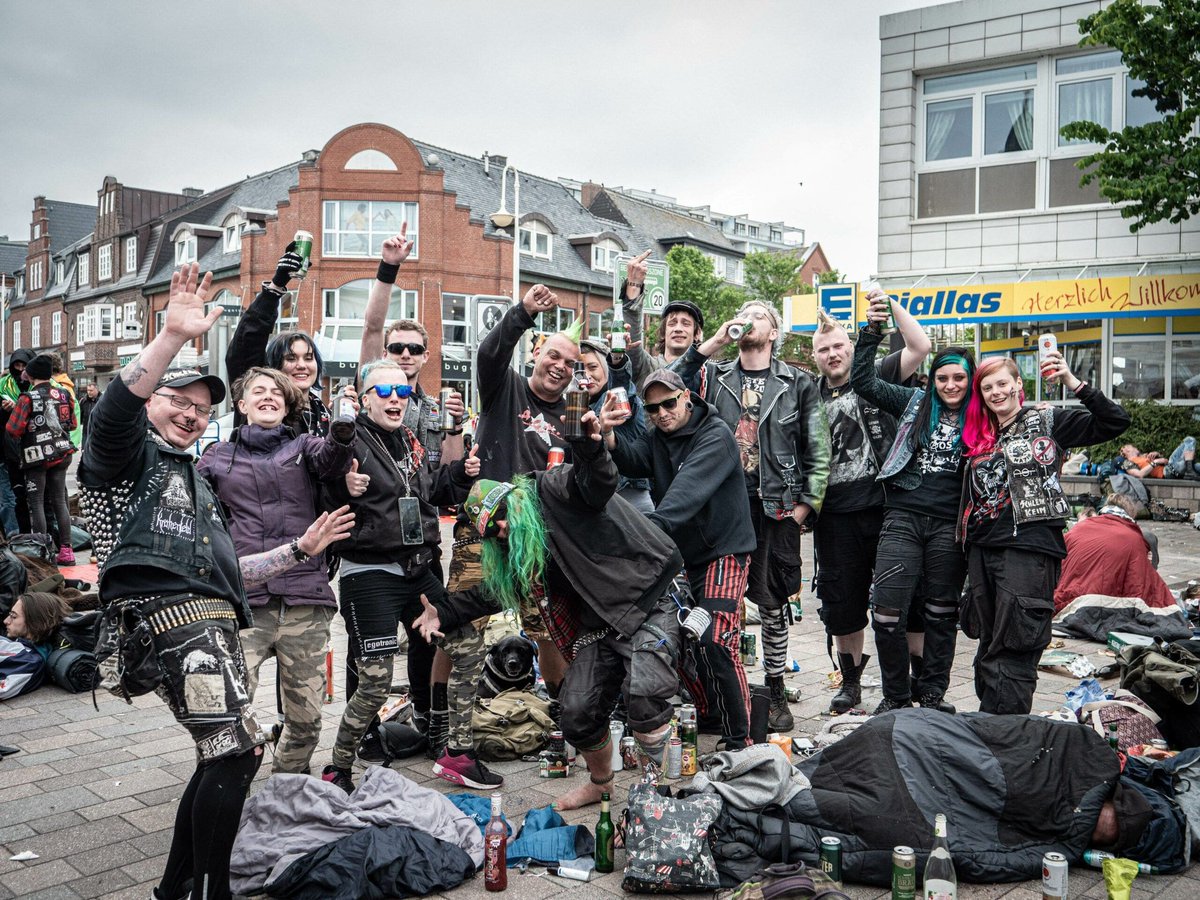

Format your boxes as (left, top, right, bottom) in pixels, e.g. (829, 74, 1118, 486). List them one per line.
(609, 393, 756, 569)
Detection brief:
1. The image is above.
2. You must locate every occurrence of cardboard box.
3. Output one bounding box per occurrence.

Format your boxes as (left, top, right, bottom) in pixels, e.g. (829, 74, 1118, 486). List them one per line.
(1106, 631, 1156, 653)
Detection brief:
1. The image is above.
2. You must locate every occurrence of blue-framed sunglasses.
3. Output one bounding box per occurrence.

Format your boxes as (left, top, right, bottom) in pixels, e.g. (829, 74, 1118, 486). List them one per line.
(366, 383, 415, 399)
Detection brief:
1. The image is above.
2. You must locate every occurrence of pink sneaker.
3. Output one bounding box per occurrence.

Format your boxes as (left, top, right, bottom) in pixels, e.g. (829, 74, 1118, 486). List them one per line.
(56, 546, 75, 565)
(433, 748, 504, 789)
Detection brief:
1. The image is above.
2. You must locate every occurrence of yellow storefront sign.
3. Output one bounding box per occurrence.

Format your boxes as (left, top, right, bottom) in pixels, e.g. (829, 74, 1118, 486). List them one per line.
(785, 272, 1200, 331)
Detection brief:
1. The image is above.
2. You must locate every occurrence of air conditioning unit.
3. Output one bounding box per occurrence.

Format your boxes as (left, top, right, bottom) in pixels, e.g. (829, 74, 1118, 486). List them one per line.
(123, 322, 142, 340)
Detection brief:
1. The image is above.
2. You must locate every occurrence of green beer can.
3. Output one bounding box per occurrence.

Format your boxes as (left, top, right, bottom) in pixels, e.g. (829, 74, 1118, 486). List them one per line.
(293, 230, 313, 279)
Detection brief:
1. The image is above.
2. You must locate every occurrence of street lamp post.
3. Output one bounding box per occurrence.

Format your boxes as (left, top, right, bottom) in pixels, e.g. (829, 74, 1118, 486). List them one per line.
(490, 165, 521, 369)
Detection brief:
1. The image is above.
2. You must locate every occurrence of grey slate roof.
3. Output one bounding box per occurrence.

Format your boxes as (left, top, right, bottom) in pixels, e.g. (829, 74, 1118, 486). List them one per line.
(410, 141, 654, 291)
(143, 162, 300, 291)
(0, 240, 27, 276)
(46, 200, 96, 254)
(591, 189, 743, 257)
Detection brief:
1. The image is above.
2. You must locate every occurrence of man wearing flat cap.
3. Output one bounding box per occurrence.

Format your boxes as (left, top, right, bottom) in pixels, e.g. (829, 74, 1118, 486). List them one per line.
(79, 263, 352, 900)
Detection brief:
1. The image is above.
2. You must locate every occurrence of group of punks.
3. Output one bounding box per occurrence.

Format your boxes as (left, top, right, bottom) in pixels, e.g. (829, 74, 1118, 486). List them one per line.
(78, 229, 1130, 900)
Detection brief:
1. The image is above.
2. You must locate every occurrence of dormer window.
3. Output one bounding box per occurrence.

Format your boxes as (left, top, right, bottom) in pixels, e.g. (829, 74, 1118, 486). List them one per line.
(223, 214, 245, 252)
(519, 219, 553, 260)
(175, 234, 196, 265)
(591, 239, 622, 273)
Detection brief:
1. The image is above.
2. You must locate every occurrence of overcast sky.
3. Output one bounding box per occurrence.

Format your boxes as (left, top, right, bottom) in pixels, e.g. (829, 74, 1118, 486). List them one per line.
(0, 0, 934, 281)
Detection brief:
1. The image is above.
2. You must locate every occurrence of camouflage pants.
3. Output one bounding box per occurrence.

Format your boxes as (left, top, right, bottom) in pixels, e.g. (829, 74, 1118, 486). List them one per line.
(441, 525, 488, 751)
(241, 599, 334, 775)
(332, 656, 392, 770)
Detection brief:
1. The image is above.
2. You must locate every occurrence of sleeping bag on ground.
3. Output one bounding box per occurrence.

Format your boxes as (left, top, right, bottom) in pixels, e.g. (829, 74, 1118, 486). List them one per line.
(709, 709, 1120, 887)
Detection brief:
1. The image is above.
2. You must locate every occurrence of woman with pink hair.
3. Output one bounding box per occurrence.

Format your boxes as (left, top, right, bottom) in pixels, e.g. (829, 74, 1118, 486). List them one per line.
(960, 351, 1129, 715)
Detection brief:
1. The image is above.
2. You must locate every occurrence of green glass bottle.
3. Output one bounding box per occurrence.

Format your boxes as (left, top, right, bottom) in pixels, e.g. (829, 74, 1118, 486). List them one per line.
(594, 791, 615, 873)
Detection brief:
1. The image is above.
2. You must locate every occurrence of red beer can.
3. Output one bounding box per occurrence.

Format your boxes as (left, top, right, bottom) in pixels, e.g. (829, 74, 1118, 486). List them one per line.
(547, 447, 565, 469)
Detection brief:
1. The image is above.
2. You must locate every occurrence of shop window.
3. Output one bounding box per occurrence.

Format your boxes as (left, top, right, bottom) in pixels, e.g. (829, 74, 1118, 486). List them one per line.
(1111, 340, 1166, 401)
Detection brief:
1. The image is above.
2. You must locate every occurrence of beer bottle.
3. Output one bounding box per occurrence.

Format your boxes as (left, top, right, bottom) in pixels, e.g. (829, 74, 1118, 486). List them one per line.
(594, 791, 615, 873)
(484, 793, 507, 891)
(923, 814, 956, 900)
(562, 362, 589, 440)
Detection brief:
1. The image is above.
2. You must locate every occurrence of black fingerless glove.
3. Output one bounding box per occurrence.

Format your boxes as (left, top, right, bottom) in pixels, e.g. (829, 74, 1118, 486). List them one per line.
(272, 242, 304, 289)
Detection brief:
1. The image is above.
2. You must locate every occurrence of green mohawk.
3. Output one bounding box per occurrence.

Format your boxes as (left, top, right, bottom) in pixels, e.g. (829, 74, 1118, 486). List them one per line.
(560, 318, 583, 345)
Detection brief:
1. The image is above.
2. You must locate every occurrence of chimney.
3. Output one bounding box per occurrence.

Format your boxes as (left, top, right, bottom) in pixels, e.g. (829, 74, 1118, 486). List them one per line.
(482, 151, 489, 176)
(181, 187, 203, 198)
(581, 181, 604, 210)
(301, 149, 320, 163)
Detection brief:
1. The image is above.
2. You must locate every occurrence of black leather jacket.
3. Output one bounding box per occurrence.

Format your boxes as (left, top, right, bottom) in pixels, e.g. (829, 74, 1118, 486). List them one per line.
(675, 347, 830, 517)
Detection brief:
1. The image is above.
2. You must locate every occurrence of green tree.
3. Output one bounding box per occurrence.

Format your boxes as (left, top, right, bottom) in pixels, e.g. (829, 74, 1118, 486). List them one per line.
(818, 269, 841, 285)
(1059, 0, 1200, 230)
(664, 245, 722, 309)
(743, 250, 804, 307)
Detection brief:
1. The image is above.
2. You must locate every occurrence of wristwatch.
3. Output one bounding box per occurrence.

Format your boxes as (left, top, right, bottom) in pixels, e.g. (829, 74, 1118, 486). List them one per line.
(290, 538, 310, 563)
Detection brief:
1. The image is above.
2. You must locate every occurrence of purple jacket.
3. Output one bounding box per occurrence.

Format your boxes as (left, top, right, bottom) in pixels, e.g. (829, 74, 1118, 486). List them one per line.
(198, 423, 354, 608)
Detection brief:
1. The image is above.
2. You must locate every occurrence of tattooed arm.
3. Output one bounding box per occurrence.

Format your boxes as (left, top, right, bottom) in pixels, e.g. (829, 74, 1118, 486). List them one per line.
(239, 506, 354, 587)
(122, 263, 224, 398)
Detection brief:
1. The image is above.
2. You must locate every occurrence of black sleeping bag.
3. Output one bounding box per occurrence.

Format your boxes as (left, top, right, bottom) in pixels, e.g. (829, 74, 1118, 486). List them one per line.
(47, 646, 98, 693)
(263, 823, 477, 899)
(711, 709, 1121, 886)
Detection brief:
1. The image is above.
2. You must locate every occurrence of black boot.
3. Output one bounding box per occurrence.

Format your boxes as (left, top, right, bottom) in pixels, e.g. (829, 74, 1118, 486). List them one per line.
(911, 652, 956, 713)
(766, 674, 794, 731)
(830, 653, 869, 715)
(424, 707, 449, 760)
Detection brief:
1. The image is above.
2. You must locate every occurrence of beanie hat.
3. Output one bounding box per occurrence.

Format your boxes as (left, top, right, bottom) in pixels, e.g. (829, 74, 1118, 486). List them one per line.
(464, 479, 514, 538)
(26, 355, 53, 381)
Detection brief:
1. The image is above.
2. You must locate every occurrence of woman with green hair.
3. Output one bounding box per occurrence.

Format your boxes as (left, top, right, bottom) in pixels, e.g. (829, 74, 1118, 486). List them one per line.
(415, 409, 685, 811)
(850, 296, 975, 715)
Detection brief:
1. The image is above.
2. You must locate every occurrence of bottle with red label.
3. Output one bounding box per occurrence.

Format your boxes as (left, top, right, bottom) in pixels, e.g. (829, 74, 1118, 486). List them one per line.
(484, 792, 507, 891)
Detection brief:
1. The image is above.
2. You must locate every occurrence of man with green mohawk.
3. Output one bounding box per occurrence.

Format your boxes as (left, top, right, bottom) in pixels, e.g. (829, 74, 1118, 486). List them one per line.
(414, 407, 685, 810)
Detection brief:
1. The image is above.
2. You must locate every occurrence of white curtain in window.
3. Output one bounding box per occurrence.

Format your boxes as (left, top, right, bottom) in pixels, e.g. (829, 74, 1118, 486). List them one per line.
(990, 92, 1034, 152)
(926, 106, 956, 160)
(1059, 79, 1111, 142)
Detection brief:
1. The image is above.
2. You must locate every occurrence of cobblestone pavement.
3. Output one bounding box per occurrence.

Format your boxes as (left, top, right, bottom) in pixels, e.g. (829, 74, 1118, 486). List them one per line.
(2, 520, 1198, 899)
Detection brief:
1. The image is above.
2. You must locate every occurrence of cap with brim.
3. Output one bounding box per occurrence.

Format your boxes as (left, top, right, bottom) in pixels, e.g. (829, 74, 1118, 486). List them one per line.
(580, 336, 611, 356)
(642, 369, 686, 395)
(157, 368, 227, 405)
(465, 479, 514, 538)
(662, 300, 704, 330)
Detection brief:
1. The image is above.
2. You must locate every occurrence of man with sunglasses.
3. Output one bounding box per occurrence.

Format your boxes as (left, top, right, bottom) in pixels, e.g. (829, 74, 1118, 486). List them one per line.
(359, 226, 466, 465)
(600, 369, 756, 749)
(675, 300, 830, 732)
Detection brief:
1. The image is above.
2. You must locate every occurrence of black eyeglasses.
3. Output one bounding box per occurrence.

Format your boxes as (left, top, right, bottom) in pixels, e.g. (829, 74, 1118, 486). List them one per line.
(152, 391, 214, 418)
(367, 384, 415, 399)
(386, 342, 426, 357)
(644, 392, 685, 415)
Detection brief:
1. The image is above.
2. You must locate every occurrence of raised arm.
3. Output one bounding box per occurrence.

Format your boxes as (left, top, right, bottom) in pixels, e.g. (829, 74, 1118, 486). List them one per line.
(889, 289, 932, 382)
(851, 322, 919, 419)
(225, 245, 305, 386)
(357, 225, 414, 371)
(1041, 351, 1131, 449)
(476, 285, 557, 409)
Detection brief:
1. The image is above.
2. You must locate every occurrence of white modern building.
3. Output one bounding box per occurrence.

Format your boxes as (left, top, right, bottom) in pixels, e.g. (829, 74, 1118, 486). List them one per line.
(876, 0, 1200, 410)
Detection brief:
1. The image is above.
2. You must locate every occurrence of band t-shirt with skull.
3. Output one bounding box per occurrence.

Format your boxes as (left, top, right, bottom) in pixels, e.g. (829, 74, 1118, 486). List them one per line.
(735, 367, 769, 497)
(965, 426, 1067, 558)
(886, 410, 964, 520)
